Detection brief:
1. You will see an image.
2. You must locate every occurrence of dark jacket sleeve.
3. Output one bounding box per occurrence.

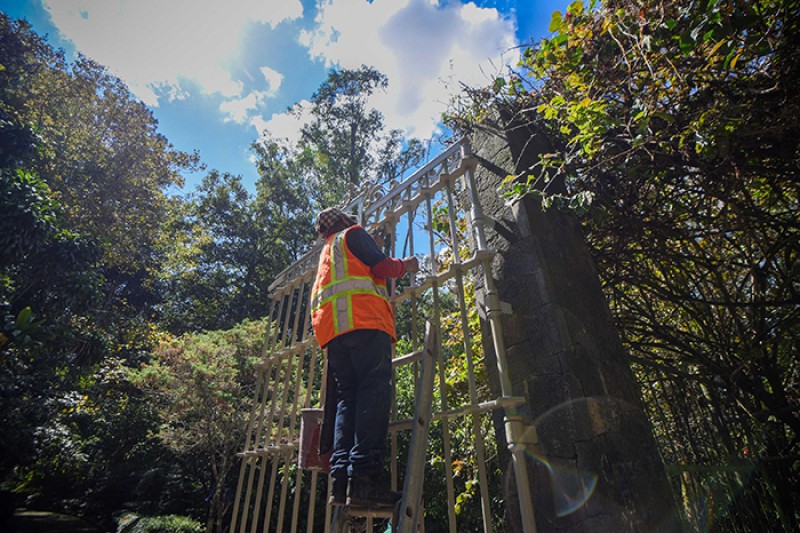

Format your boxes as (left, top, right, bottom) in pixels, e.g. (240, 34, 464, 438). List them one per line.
(346, 227, 406, 278)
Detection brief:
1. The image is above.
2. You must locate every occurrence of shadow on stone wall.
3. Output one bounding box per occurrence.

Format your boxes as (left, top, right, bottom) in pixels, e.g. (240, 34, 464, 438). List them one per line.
(469, 120, 681, 533)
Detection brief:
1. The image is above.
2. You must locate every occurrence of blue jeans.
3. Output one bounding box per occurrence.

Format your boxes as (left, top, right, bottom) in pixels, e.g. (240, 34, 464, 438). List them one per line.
(326, 329, 392, 480)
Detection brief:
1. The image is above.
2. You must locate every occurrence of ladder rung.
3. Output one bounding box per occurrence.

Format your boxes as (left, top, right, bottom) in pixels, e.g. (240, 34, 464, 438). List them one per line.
(235, 442, 298, 457)
(388, 419, 413, 433)
(255, 338, 314, 368)
(433, 396, 525, 422)
(388, 403, 484, 433)
(392, 250, 495, 303)
(342, 505, 395, 519)
(392, 349, 426, 368)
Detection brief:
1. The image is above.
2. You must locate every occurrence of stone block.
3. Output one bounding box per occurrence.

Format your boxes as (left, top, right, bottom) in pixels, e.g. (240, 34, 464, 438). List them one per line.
(559, 344, 607, 398)
(470, 126, 679, 532)
(497, 271, 550, 323)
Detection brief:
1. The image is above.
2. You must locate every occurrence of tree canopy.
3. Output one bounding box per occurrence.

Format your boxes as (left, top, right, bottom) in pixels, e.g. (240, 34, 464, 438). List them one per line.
(1, 13, 427, 530)
(265, 65, 426, 207)
(156, 65, 424, 333)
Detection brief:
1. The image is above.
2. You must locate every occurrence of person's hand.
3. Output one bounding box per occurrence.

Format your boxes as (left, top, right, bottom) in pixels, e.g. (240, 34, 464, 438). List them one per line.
(371, 231, 385, 248)
(402, 256, 419, 273)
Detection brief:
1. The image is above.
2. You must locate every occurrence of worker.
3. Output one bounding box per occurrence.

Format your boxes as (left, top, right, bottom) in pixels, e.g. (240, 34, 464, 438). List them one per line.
(311, 207, 418, 508)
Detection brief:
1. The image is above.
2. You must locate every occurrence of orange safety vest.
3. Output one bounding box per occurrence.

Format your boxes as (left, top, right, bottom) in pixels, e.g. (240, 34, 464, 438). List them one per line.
(311, 225, 396, 348)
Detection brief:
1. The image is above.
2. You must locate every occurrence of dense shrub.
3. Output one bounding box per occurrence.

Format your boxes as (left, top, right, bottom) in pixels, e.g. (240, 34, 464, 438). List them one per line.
(117, 513, 204, 533)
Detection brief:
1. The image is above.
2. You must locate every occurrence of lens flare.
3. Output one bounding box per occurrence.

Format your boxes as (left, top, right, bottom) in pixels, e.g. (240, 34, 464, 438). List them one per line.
(525, 451, 598, 517)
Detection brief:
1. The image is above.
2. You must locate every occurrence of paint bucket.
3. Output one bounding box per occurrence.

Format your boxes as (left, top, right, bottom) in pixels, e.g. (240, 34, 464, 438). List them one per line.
(299, 408, 331, 472)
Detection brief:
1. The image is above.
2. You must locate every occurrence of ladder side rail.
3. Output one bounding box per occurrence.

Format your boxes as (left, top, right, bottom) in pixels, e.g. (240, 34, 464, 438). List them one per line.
(443, 174, 494, 533)
(388, 217, 401, 495)
(396, 321, 438, 533)
(423, 175, 458, 533)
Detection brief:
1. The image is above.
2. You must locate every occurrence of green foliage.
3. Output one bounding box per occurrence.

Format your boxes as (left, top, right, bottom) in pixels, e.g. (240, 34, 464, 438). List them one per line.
(117, 513, 204, 533)
(1, 15, 198, 274)
(447, 0, 800, 528)
(0, 14, 197, 528)
(0, 167, 59, 259)
(128, 318, 268, 533)
(0, 145, 102, 335)
(156, 170, 316, 333)
(258, 65, 425, 207)
(3, 306, 44, 348)
(0, 95, 107, 497)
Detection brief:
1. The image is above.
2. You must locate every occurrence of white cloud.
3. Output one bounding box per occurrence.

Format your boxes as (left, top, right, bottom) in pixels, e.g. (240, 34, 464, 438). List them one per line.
(253, 101, 315, 148)
(220, 90, 265, 124)
(219, 67, 283, 124)
(43, 0, 303, 106)
(296, 0, 518, 139)
(45, 0, 519, 154)
(260, 66, 284, 95)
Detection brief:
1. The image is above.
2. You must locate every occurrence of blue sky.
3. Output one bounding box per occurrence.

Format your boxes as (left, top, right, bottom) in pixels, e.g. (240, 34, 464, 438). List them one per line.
(3, 0, 570, 193)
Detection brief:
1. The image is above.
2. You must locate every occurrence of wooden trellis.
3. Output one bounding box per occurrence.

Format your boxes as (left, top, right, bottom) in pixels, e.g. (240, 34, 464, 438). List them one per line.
(227, 140, 536, 533)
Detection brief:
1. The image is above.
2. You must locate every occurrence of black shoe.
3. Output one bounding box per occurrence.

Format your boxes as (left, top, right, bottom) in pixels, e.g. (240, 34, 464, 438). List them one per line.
(346, 474, 402, 508)
(329, 474, 347, 506)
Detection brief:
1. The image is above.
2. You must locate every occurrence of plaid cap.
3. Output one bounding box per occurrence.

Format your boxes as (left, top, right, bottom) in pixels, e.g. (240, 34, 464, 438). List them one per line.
(315, 207, 358, 236)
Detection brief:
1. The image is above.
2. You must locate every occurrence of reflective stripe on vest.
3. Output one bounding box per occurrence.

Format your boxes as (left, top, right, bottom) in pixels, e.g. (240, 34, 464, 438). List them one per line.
(311, 231, 389, 336)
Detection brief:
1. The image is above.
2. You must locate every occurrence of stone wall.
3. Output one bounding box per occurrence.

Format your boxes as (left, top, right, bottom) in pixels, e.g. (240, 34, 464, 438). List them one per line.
(469, 124, 681, 532)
